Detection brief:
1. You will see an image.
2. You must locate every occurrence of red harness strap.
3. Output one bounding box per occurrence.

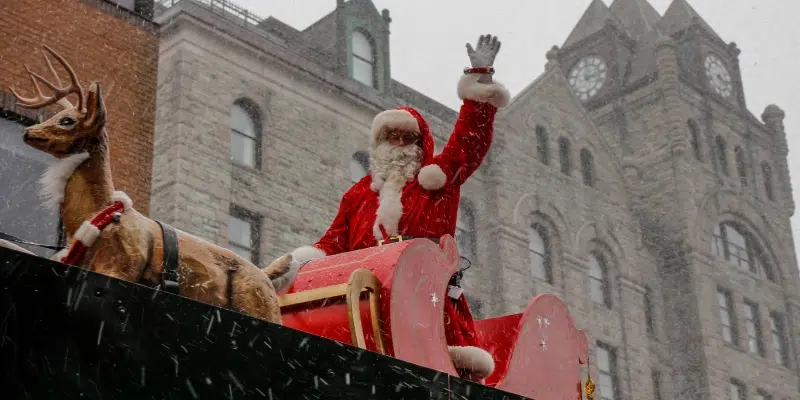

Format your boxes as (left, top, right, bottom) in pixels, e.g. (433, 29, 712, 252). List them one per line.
(61, 200, 126, 265)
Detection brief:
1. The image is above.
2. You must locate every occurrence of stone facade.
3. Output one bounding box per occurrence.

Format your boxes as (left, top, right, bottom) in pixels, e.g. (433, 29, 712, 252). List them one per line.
(152, 1, 800, 400)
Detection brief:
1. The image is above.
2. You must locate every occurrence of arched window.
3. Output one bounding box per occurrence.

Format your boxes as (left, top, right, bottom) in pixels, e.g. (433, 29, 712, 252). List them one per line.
(529, 224, 552, 283)
(558, 137, 571, 175)
(588, 252, 610, 307)
(715, 136, 729, 176)
(761, 161, 775, 201)
(231, 100, 261, 168)
(350, 151, 369, 182)
(535, 125, 549, 165)
(456, 203, 476, 261)
(580, 148, 595, 187)
(712, 222, 773, 281)
(688, 119, 703, 161)
(351, 30, 375, 87)
(734, 146, 747, 186)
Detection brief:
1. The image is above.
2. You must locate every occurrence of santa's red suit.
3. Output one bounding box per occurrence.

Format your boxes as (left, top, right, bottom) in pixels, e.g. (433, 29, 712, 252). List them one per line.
(289, 73, 509, 379)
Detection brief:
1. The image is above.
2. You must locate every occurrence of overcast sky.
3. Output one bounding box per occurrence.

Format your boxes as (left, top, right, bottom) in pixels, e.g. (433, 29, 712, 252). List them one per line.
(233, 0, 800, 252)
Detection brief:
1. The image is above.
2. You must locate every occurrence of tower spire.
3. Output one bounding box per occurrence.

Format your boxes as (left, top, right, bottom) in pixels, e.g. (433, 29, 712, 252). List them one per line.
(563, 0, 613, 48)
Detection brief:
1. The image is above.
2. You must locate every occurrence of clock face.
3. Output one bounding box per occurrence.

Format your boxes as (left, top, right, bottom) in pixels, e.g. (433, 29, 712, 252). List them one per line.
(704, 54, 733, 98)
(568, 56, 607, 101)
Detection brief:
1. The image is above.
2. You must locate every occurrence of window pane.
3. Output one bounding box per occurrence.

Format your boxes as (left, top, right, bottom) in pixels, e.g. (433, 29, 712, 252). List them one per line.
(559, 138, 571, 174)
(352, 31, 372, 60)
(229, 216, 251, 247)
(596, 347, 610, 370)
(591, 279, 606, 305)
(231, 104, 256, 138)
(231, 131, 256, 167)
(353, 57, 374, 87)
(349, 157, 367, 182)
(589, 255, 603, 279)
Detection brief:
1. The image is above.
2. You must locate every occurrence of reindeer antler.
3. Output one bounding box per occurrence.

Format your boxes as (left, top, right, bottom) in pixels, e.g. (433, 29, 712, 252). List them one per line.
(9, 45, 85, 112)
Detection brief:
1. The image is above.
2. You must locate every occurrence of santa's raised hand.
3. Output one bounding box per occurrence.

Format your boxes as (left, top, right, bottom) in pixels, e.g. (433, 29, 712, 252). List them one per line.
(466, 34, 501, 83)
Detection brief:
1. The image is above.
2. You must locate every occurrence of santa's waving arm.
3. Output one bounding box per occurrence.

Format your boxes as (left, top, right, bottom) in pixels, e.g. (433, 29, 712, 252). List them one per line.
(418, 35, 510, 190)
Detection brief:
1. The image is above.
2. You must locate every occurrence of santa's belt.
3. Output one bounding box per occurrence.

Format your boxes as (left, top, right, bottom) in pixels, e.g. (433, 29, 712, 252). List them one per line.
(376, 235, 441, 246)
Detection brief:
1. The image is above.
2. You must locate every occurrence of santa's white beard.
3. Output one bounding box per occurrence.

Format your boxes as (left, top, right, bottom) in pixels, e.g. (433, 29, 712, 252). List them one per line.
(369, 141, 422, 239)
(369, 141, 422, 189)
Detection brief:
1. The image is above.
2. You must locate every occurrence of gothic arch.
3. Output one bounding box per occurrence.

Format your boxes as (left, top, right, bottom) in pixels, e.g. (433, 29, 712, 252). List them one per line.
(694, 188, 786, 282)
(512, 192, 571, 251)
(573, 219, 626, 270)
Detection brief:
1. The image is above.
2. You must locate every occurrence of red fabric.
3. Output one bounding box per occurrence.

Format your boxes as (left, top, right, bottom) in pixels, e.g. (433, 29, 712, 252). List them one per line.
(312, 99, 498, 348)
(61, 200, 125, 265)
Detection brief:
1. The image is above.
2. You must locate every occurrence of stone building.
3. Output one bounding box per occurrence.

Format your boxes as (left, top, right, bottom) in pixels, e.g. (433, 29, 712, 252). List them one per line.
(151, 0, 800, 399)
(0, 0, 159, 255)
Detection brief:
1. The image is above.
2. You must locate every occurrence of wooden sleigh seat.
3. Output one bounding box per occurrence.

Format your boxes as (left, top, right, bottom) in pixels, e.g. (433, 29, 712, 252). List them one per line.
(277, 235, 589, 400)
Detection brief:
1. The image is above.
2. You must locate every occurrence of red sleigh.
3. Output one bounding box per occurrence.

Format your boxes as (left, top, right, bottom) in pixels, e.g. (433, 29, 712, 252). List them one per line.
(277, 234, 591, 400)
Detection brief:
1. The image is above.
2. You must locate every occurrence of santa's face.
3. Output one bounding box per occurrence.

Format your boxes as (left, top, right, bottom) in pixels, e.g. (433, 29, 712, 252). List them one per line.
(369, 131, 423, 185)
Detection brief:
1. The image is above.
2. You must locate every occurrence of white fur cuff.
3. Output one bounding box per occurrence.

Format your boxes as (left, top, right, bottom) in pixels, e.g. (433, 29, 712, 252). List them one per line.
(291, 245, 327, 264)
(371, 109, 420, 146)
(448, 345, 495, 378)
(74, 221, 101, 246)
(457, 73, 511, 108)
(52, 248, 69, 261)
(418, 164, 447, 191)
(112, 191, 133, 211)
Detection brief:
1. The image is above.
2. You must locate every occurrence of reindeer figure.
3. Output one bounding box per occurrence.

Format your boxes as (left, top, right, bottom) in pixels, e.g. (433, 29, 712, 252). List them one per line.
(10, 46, 282, 324)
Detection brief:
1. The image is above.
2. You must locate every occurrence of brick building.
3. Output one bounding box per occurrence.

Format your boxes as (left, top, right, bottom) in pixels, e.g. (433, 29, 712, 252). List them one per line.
(151, 0, 800, 399)
(0, 0, 159, 255)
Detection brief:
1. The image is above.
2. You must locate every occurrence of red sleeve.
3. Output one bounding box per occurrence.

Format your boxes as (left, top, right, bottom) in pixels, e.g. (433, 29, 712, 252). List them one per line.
(313, 189, 353, 256)
(430, 100, 498, 187)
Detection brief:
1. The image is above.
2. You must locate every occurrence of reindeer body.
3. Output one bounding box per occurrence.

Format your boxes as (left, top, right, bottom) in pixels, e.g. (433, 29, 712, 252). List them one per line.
(12, 46, 282, 324)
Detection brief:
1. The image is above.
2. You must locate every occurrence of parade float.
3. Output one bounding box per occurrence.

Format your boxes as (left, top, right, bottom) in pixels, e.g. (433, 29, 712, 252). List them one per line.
(0, 44, 594, 399)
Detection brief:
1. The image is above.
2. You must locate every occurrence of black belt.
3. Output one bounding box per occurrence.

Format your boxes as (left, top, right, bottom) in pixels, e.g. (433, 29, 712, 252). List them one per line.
(376, 235, 440, 246)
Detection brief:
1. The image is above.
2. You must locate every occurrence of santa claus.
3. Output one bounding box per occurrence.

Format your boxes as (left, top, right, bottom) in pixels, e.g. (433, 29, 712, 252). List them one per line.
(268, 35, 509, 381)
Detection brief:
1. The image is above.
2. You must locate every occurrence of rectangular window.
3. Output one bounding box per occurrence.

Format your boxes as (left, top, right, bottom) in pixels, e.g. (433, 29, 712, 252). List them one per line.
(228, 206, 260, 264)
(769, 312, 788, 366)
(644, 286, 656, 336)
(596, 343, 618, 400)
(743, 300, 764, 356)
(729, 380, 745, 400)
(718, 289, 737, 345)
(652, 370, 663, 400)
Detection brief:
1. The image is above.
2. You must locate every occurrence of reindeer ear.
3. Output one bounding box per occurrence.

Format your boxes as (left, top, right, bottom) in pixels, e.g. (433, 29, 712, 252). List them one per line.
(83, 82, 106, 130)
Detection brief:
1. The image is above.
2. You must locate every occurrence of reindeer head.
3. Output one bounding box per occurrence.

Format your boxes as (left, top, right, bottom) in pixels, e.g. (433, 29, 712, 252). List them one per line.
(10, 46, 106, 158)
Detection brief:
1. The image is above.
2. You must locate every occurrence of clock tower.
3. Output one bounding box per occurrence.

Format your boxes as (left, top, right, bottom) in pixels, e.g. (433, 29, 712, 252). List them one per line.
(546, 1, 798, 400)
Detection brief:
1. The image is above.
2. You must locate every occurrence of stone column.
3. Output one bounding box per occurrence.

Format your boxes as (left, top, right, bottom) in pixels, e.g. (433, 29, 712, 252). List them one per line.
(761, 104, 794, 214)
(655, 34, 693, 239)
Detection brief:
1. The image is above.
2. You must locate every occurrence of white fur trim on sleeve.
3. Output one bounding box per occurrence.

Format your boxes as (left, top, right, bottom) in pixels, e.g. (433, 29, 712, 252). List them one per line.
(74, 221, 101, 246)
(417, 164, 447, 191)
(290, 245, 327, 264)
(52, 248, 69, 261)
(448, 345, 495, 378)
(370, 177, 384, 192)
(111, 191, 133, 211)
(457, 73, 511, 108)
(371, 109, 420, 146)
